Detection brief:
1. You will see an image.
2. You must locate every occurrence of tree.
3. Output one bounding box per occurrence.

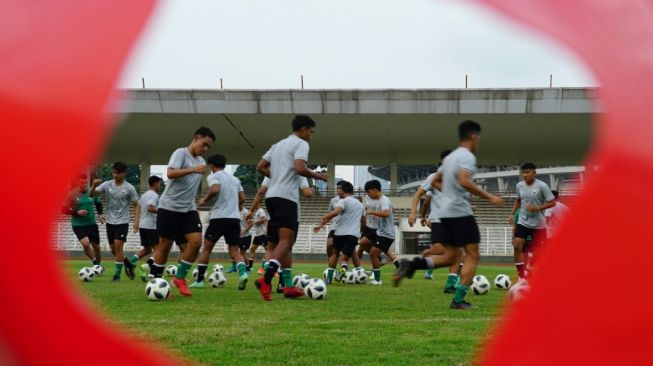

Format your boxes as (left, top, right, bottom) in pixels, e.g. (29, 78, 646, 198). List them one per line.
(233, 165, 263, 192)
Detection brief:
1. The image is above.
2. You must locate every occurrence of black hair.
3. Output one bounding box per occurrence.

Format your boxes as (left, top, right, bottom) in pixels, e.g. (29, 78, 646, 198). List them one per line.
(112, 161, 127, 173)
(440, 149, 453, 161)
(458, 120, 481, 141)
(207, 154, 227, 169)
(336, 181, 344, 187)
(520, 162, 537, 171)
(552, 190, 560, 199)
(148, 175, 162, 186)
(339, 180, 354, 194)
(292, 115, 316, 131)
(364, 179, 381, 192)
(194, 126, 216, 142)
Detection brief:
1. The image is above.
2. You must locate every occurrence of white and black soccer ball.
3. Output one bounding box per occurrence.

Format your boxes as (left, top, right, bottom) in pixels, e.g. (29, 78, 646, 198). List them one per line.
(192, 268, 199, 280)
(213, 264, 224, 273)
(471, 275, 490, 295)
(78, 267, 95, 282)
(354, 269, 368, 284)
(293, 274, 312, 289)
(165, 265, 177, 277)
(509, 281, 530, 302)
(145, 278, 170, 301)
(342, 271, 356, 284)
(207, 271, 227, 288)
(494, 274, 512, 290)
(91, 264, 104, 277)
(304, 278, 327, 300)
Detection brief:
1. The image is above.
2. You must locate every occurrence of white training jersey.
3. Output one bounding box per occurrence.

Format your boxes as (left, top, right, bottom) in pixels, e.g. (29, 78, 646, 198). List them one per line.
(516, 179, 555, 229)
(95, 180, 139, 225)
(376, 195, 395, 239)
(253, 208, 268, 236)
(138, 189, 159, 229)
(207, 170, 243, 220)
(334, 196, 364, 237)
(438, 147, 476, 218)
(240, 208, 251, 237)
(159, 147, 205, 213)
(262, 134, 310, 204)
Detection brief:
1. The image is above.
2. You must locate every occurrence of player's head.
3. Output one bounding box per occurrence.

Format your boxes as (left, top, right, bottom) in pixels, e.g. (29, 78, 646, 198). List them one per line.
(336, 181, 345, 198)
(552, 190, 560, 199)
(207, 154, 227, 171)
(148, 175, 162, 192)
(439, 149, 453, 166)
(112, 161, 127, 182)
(458, 120, 482, 151)
(364, 179, 382, 199)
(76, 173, 88, 191)
(292, 115, 316, 141)
(520, 162, 537, 183)
(191, 126, 215, 156)
(339, 180, 354, 195)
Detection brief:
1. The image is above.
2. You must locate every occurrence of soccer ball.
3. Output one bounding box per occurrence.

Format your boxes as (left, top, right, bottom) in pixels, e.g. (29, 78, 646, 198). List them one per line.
(304, 278, 327, 300)
(78, 267, 95, 282)
(213, 264, 224, 272)
(145, 278, 170, 301)
(354, 269, 368, 284)
(509, 281, 530, 301)
(192, 268, 199, 280)
(342, 271, 356, 284)
(292, 274, 312, 289)
(471, 275, 490, 295)
(494, 274, 512, 290)
(91, 264, 104, 276)
(165, 265, 177, 277)
(207, 271, 227, 288)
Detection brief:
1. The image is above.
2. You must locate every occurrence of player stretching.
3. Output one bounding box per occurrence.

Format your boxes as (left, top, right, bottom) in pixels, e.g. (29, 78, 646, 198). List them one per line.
(395, 120, 503, 309)
(364, 180, 396, 285)
(90, 161, 139, 281)
(248, 206, 268, 273)
(314, 180, 364, 284)
(192, 154, 248, 289)
(62, 174, 104, 268)
(148, 127, 214, 297)
(509, 162, 555, 281)
(254, 115, 327, 301)
(127, 175, 162, 281)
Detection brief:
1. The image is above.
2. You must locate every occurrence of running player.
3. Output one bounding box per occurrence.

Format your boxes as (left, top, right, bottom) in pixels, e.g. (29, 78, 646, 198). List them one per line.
(509, 162, 555, 280)
(248, 206, 268, 273)
(357, 185, 400, 273)
(325, 181, 345, 260)
(148, 126, 214, 297)
(90, 161, 139, 281)
(62, 174, 104, 268)
(192, 154, 249, 289)
(128, 175, 162, 281)
(314, 180, 364, 284)
(544, 190, 569, 238)
(394, 120, 503, 309)
(254, 115, 327, 301)
(239, 203, 253, 271)
(364, 179, 396, 285)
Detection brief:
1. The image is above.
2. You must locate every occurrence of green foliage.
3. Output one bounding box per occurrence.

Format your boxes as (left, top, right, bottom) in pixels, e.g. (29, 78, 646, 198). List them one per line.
(233, 165, 263, 191)
(95, 164, 141, 192)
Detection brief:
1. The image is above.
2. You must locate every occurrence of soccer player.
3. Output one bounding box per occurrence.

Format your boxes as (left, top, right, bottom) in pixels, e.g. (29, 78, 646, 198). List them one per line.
(394, 120, 503, 309)
(192, 154, 249, 289)
(239, 203, 253, 270)
(62, 174, 104, 268)
(325, 181, 345, 260)
(248, 206, 268, 273)
(314, 180, 364, 284)
(509, 162, 556, 280)
(148, 126, 215, 297)
(254, 115, 327, 301)
(127, 175, 162, 281)
(356, 187, 400, 273)
(90, 161, 139, 281)
(364, 179, 396, 285)
(544, 190, 570, 238)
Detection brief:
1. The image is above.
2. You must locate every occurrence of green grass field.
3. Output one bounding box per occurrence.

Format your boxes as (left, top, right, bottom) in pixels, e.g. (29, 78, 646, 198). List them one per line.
(68, 260, 515, 366)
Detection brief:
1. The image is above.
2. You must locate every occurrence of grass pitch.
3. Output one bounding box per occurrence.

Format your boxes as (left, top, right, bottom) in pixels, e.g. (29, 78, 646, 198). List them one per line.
(68, 260, 514, 366)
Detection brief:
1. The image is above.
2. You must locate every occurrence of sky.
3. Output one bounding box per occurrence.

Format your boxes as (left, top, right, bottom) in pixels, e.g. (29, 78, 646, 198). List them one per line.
(119, 0, 597, 183)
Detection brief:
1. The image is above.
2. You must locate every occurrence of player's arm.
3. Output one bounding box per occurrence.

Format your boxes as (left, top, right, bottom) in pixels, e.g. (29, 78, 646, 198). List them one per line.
(420, 194, 431, 226)
(61, 193, 82, 216)
(314, 207, 344, 232)
(167, 165, 206, 179)
(430, 171, 443, 191)
(147, 204, 157, 214)
(133, 201, 141, 232)
(89, 179, 103, 197)
(294, 159, 328, 181)
(256, 158, 271, 178)
(247, 185, 268, 221)
(408, 187, 426, 227)
(458, 169, 503, 207)
(509, 198, 521, 224)
(366, 208, 390, 218)
(526, 199, 556, 213)
(198, 183, 219, 207)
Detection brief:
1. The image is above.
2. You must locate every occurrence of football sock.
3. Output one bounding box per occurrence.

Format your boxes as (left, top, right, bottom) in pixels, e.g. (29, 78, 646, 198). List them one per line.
(92, 258, 100, 266)
(237, 262, 247, 277)
(372, 269, 381, 281)
(327, 268, 335, 282)
(516, 262, 526, 279)
(146, 257, 154, 266)
(426, 269, 434, 276)
(340, 263, 349, 271)
(412, 257, 429, 270)
(281, 268, 293, 287)
(393, 259, 400, 269)
(151, 263, 165, 278)
(197, 264, 208, 282)
(453, 284, 469, 303)
(177, 260, 192, 279)
(247, 259, 254, 270)
(114, 262, 123, 278)
(445, 273, 458, 288)
(129, 254, 139, 264)
(264, 260, 280, 284)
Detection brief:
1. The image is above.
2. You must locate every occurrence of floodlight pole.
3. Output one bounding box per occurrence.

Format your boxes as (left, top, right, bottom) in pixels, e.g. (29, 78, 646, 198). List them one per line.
(301, 75, 304, 90)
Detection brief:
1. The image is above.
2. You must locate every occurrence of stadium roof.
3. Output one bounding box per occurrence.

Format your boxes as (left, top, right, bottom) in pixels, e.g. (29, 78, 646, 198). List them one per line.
(106, 88, 595, 166)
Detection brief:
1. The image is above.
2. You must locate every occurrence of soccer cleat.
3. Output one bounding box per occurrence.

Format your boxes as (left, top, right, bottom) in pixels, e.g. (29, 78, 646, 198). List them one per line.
(255, 278, 272, 301)
(238, 273, 248, 290)
(173, 277, 192, 297)
(123, 258, 135, 280)
(443, 286, 456, 294)
(189, 281, 205, 288)
(423, 272, 433, 280)
(112, 275, 120, 282)
(392, 259, 416, 287)
(276, 281, 285, 294)
(369, 279, 383, 286)
(283, 286, 305, 298)
(139, 264, 150, 282)
(449, 300, 474, 310)
(257, 267, 264, 275)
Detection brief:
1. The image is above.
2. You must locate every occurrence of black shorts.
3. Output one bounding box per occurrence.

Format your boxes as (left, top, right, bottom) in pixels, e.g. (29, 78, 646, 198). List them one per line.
(106, 223, 128, 244)
(265, 197, 299, 244)
(440, 216, 480, 247)
(239, 235, 252, 251)
(430, 223, 443, 244)
(157, 208, 202, 241)
(252, 234, 267, 246)
(72, 224, 100, 244)
(205, 218, 240, 245)
(361, 227, 378, 242)
(327, 230, 335, 239)
(139, 228, 159, 247)
(374, 235, 394, 253)
(514, 224, 547, 243)
(333, 235, 358, 257)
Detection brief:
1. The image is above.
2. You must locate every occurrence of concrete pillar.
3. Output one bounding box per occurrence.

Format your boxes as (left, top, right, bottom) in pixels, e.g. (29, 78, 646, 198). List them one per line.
(549, 174, 559, 190)
(140, 162, 151, 193)
(497, 177, 506, 192)
(390, 161, 398, 195)
(327, 162, 336, 193)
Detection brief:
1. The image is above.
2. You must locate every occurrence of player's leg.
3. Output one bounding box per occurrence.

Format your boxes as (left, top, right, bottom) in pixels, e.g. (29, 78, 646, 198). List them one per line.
(190, 238, 217, 288)
(326, 249, 339, 284)
(78, 237, 97, 264)
(449, 243, 479, 309)
(385, 249, 400, 269)
(369, 246, 383, 285)
(512, 225, 530, 280)
(277, 226, 302, 298)
(248, 241, 260, 272)
(326, 230, 335, 258)
(442, 247, 464, 293)
(150, 238, 173, 278)
(239, 235, 251, 273)
(171, 211, 203, 296)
